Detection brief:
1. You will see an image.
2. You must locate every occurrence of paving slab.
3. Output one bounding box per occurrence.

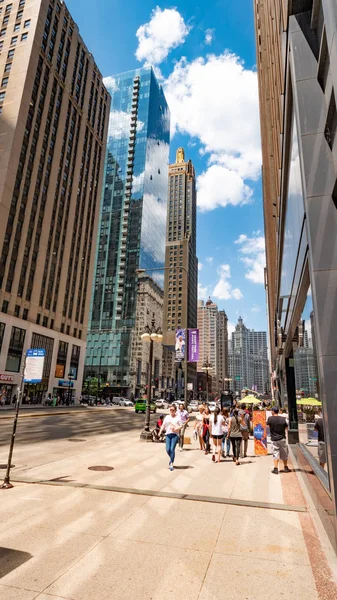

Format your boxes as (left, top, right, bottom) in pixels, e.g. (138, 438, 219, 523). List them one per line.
(109, 495, 226, 551)
(215, 504, 311, 566)
(45, 537, 211, 600)
(26, 487, 149, 536)
(0, 524, 102, 592)
(0, 585, 38, 600)
(198, 553, 319, 600)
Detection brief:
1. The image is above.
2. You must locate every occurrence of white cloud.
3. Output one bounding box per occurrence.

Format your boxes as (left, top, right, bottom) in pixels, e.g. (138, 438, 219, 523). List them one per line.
(251, 305, 261, 313)
(103, 76, 119, 92)
(164, 52, 261, 211)
(197, 164, 252, 211)
(204, 28, 214, 45)
(206, 257, 213, 265)
(140, 193, 167, 263)
(135, 7, 190, 65)
(235, 233, 266, 284)
(212, 264, 243, 301)
(198, 262, 203, 271)
(198, 283, 210, 301)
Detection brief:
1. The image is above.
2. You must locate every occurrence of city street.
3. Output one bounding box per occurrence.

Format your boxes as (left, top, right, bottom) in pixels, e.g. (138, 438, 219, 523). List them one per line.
(0, 409, 336, 599)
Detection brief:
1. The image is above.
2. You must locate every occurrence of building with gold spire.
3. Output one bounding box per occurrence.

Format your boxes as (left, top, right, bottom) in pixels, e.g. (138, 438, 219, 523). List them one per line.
(162, 148, 198, 397)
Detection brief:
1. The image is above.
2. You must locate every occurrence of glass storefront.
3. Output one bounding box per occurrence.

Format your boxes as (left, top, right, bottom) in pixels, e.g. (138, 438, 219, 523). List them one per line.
(294, 288, 327, 473)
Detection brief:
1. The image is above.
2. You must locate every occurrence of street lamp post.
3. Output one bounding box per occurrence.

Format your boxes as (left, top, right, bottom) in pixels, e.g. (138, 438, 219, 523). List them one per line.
(139, 313, 163, 441)
(67, 372, 74, 405)
(202, 358, 212, 404)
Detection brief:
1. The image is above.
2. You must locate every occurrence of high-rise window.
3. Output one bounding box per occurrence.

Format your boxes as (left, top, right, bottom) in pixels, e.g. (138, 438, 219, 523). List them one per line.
(0, 322, 5, 352)
(5, 326, 25, 372)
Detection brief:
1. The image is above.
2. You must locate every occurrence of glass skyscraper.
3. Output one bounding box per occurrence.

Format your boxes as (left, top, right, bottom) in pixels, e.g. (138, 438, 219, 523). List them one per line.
(85, 67, 170, 394)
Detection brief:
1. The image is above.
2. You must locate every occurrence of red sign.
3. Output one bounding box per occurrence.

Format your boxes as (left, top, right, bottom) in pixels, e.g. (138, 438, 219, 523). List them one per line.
(0, 374, 14, 382)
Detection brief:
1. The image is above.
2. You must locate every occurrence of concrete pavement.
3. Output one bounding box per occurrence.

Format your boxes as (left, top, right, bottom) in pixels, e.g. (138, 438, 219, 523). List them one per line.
(0, 412, 336, 599)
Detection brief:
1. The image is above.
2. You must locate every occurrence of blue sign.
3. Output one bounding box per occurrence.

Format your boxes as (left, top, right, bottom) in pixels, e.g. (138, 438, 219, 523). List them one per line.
(58, 380, 74, 388)
(24, 349, 46, 383)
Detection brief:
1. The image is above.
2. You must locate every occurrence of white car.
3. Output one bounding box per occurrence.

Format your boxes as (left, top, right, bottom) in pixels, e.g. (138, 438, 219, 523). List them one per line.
(208, 402, 216, 412)
(118, 399, 133, 407)
(189, 402, 199, 412)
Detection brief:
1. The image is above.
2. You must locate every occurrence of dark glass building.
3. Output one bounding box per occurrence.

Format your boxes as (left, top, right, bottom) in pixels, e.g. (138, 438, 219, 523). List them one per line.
(255, 0, 337, 550)
(85, 67, 170, 394)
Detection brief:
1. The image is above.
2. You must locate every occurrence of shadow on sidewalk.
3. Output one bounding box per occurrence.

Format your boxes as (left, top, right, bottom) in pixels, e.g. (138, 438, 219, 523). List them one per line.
(0, 547, 32, 578)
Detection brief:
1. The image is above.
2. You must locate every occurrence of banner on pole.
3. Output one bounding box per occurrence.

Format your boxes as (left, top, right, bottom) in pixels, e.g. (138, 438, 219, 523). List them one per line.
(188, 328, 199, 363)
(175, 329, 186, 362)
(24, 349, 46, 383)
(253, 410, 268, 455)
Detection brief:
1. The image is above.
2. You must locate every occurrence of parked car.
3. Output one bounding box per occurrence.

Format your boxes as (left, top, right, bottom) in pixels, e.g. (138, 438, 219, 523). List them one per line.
(119, 399, 134, 407)
(189, 402, 199, 412)
(135, 399, 156, 413)
(208, 402, 216, 412)
(112, 396, 125, 405)
(155, 399, 169, 409)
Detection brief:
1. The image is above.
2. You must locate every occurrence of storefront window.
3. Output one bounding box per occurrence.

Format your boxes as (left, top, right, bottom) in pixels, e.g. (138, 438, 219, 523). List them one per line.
(295, 288, 326, 472)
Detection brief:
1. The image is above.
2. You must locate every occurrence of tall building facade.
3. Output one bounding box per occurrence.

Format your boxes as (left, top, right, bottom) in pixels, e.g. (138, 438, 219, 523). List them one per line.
(163, 147, 198, 395)
(85, 67, 170, 395)
(217, 309, 229, 389)
(0, 0, 109, 402)
(129, 274, 163, 398)
(254, 0, 337, 547)
(229, 317, 269, 396)
(197, 298, 218, 393)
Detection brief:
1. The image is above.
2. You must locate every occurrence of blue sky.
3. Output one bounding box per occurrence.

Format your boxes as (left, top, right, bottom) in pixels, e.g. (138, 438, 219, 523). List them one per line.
(67, 0, 267, 336)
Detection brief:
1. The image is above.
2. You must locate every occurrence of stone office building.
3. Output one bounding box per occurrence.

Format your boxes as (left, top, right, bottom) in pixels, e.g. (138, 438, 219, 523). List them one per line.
(0, 0, 109, 402)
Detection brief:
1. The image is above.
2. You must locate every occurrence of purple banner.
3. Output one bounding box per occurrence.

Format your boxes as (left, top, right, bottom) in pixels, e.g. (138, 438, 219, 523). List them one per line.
(188, 328, 199, 363)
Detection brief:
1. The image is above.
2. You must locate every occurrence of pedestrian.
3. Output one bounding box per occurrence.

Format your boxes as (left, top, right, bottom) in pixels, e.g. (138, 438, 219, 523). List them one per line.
(210, 407, 225, 463)
(239, 403, 250, 458)
(194, 405, 205, 450)
(202, 405, 211, 454)
(221, 408, 231, 457)
(159, 404, 183, 471)
(267, 406, 291, 474)
(314, 415, 326, 469)
(228, 408, 243, 465)
(177, 403, 190, 451)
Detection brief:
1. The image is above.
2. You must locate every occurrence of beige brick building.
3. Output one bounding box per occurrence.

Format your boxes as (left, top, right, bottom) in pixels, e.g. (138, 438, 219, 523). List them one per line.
(0, 0, 109, 403)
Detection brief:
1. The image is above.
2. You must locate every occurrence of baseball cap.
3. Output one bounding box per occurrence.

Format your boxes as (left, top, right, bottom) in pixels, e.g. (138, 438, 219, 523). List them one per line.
(272, 406, 279, 413)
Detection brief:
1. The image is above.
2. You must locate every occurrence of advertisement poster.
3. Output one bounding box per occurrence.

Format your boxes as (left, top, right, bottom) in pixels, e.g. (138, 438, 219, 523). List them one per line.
(55, 364, 65, 378)
(175, 328, 186, 362)
(24, 349, 46, 384)
(188, 328, 199, 363)
(253, 410, 268, 455)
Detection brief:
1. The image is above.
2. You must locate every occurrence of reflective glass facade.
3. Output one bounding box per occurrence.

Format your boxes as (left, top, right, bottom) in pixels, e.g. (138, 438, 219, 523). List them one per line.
(85, 67, 170, 390)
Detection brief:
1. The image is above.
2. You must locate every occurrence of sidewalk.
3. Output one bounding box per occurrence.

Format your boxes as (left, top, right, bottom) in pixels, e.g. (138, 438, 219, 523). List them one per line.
(0, 428, 336, 599)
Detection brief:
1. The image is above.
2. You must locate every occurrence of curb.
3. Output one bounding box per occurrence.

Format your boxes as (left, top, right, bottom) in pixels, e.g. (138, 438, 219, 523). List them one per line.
(0, 408, 109, 420)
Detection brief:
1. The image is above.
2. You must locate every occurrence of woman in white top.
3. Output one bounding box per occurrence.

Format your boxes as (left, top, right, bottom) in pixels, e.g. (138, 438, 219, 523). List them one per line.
(209, 407, 224, 463)
(160, 405, 183, 471)
(194, 405, 205, 450)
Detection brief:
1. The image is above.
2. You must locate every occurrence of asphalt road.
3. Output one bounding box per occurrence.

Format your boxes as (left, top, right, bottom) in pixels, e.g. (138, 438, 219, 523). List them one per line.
(0, 408, 160, 447)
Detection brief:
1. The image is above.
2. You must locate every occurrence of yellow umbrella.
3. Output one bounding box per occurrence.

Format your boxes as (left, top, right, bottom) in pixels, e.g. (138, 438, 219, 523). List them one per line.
(242, 395, 261, 405)
(296, 398, 321, 406)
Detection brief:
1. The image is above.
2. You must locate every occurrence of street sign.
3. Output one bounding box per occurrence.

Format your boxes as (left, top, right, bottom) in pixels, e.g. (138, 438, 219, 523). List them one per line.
(24, 349, 45, 383)
(187, 383, 193, 391)
(235, 376, 241, 380)
(58, 380, 74, 388)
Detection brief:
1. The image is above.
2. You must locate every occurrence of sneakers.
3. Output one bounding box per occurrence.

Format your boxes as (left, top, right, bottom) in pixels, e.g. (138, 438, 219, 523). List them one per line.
(272, 467, 279, 475)
(169, 465, 174, 471)
(284, 466, 291, 473)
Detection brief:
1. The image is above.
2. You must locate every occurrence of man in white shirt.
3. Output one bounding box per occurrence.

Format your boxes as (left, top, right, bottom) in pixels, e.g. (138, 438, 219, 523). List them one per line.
(177, 403, 190, 452)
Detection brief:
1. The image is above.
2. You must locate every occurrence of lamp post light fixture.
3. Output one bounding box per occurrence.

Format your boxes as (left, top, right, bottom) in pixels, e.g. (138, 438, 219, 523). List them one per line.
(139, 312, 163, 441)
(202, 358, 212, 404)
